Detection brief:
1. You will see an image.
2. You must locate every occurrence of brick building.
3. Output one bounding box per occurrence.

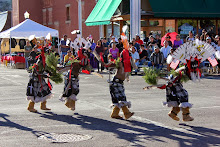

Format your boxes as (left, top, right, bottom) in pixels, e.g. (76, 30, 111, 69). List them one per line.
(12, 0, 100, 41)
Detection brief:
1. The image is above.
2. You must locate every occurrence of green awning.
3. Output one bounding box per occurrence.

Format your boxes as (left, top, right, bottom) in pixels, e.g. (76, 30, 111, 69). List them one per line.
(149, 0, 220, 18)
(85, 0, 122, 26)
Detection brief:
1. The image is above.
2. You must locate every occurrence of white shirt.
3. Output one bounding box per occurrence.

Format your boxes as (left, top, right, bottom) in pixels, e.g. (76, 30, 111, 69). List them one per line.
(210, 42, 216, 48)
(215, 45, 220, 51)
(160, 46, 172, 58)
(131, 51, 140, 63)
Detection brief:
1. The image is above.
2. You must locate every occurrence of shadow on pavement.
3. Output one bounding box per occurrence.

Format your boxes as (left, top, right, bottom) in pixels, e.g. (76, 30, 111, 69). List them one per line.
(39, 112, 220, 147)
(0, 113, 49, 138)
(201, 75, 220, 80)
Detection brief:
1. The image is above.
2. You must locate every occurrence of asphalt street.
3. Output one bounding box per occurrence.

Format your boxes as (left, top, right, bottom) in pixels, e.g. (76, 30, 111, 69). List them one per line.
(0, 65, 220, 147)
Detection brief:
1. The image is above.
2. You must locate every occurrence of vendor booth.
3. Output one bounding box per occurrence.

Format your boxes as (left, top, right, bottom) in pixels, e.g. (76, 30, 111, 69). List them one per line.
(0, 12, 59, 68)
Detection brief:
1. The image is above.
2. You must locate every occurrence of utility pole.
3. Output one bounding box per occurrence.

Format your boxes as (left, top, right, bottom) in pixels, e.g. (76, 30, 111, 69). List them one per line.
(130, 0, 141, 40)
(78, 0, 82, 34)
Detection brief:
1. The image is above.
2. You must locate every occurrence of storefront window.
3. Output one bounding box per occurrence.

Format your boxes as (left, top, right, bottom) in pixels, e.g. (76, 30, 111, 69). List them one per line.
(165, 20, 175, 33)
(106, 22, 120, 41)
(113, 21, 120, 39)
(141, 19, 164, 39)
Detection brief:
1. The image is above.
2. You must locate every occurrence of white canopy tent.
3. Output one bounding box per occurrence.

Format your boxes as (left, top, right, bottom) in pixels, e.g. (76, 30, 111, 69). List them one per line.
(0, 18, 59, 54)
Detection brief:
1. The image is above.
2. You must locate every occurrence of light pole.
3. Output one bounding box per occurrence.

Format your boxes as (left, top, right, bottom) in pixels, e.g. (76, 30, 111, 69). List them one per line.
(130, 0, 141, 40)
(78, 0, 82, 35)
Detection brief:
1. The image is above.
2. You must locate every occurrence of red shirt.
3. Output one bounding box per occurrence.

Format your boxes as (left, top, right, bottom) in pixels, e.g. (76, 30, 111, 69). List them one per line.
(122, 49, 131, 72)
(136, 39, 144, 45)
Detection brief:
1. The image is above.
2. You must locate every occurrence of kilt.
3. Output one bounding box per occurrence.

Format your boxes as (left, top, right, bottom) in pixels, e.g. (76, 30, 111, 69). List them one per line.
(109, 77, 127, 104)
(26, 73, 53, 103)
(166, 82, 188, 104)
(61, 72, 79, 101)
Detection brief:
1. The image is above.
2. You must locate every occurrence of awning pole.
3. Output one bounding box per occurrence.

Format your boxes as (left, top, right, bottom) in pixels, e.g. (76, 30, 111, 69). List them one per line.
(9, 35, 11, 67)
(9, 35, 11, 56)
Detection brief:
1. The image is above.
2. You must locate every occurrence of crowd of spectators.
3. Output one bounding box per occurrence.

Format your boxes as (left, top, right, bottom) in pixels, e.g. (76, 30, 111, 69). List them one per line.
(57, 29, 220, 74)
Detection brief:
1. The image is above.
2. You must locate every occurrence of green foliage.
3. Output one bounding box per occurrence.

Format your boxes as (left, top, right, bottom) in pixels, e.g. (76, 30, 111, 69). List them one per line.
(170, 70, 189, 83)
(45, 53, 63, 84)
(65, 59, 81, 66)
(143, 67, 162, 85)
(46, 53, 58, 71)
(50, 72, 63, 84)
(115, 58, 120, 68)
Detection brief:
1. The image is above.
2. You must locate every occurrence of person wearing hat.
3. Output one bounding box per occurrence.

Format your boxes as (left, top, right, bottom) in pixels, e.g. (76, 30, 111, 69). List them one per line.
(26, 46, 53, 112)
(148, 45, 164, 70)
(109, 36, 118, 48)
(206, 36, 216, 48)
(29, 35, 37, 48)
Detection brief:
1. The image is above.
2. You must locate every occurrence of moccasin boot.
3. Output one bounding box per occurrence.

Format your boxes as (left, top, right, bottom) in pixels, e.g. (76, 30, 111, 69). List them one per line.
(40, 101, 51, 110)
(111, 106, 123, 119)
(168, 107, 180, 121)
(27, 101, 37, 113)
(68, 99, 76, 111)
(65, 99, 71, 108)
(182, 107, 194, 121)
(121, 106, 134, 120)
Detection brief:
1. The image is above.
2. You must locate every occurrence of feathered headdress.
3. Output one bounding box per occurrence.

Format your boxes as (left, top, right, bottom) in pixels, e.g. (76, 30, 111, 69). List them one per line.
(167, 40, 218, 81)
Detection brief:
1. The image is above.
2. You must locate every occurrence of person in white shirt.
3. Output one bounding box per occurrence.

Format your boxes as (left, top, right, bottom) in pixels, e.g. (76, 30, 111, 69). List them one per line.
(216, 40, 220, 51)
(131, 46, 140, 75)
(160, 41, 172, 61)
(206, 37, 216, 48)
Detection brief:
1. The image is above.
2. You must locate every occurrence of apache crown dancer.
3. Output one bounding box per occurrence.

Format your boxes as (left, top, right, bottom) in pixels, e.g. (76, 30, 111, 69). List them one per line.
(60, 61, 82, 111)
(59, 47, 90, 111)
(59, 31, 92, 111)
(144, 39, 218, 121)
(26, 34, 62, 113)
(98, 30, 136, 120)
(102, 56, 134, 120)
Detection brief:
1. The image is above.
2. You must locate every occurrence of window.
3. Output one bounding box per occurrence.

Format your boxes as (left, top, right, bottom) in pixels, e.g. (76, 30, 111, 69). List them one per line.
(48, 8, 53, 25)
(66, 6, 70, 21)
(42, 9, 46, 25)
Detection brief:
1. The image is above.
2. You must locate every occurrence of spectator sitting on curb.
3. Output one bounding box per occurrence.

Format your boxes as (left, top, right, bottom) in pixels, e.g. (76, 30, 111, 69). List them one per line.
(139, 44, 148, 65)
(161, 40, 172, 61)
(173, 34, 183, 49)
(64, 50, 75, 65)
(148, 45, 164, 70)
(135, 34, 144, 45)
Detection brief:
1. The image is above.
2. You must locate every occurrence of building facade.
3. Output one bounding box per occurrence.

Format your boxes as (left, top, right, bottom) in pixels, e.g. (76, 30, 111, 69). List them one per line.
(90, 0, 220, 41)
(12, 0, 100, 41)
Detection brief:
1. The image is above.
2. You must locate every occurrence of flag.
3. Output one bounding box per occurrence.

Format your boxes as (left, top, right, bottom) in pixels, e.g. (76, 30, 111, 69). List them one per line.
(208, 56, 218, 67)
(170, 59, 180, 69)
